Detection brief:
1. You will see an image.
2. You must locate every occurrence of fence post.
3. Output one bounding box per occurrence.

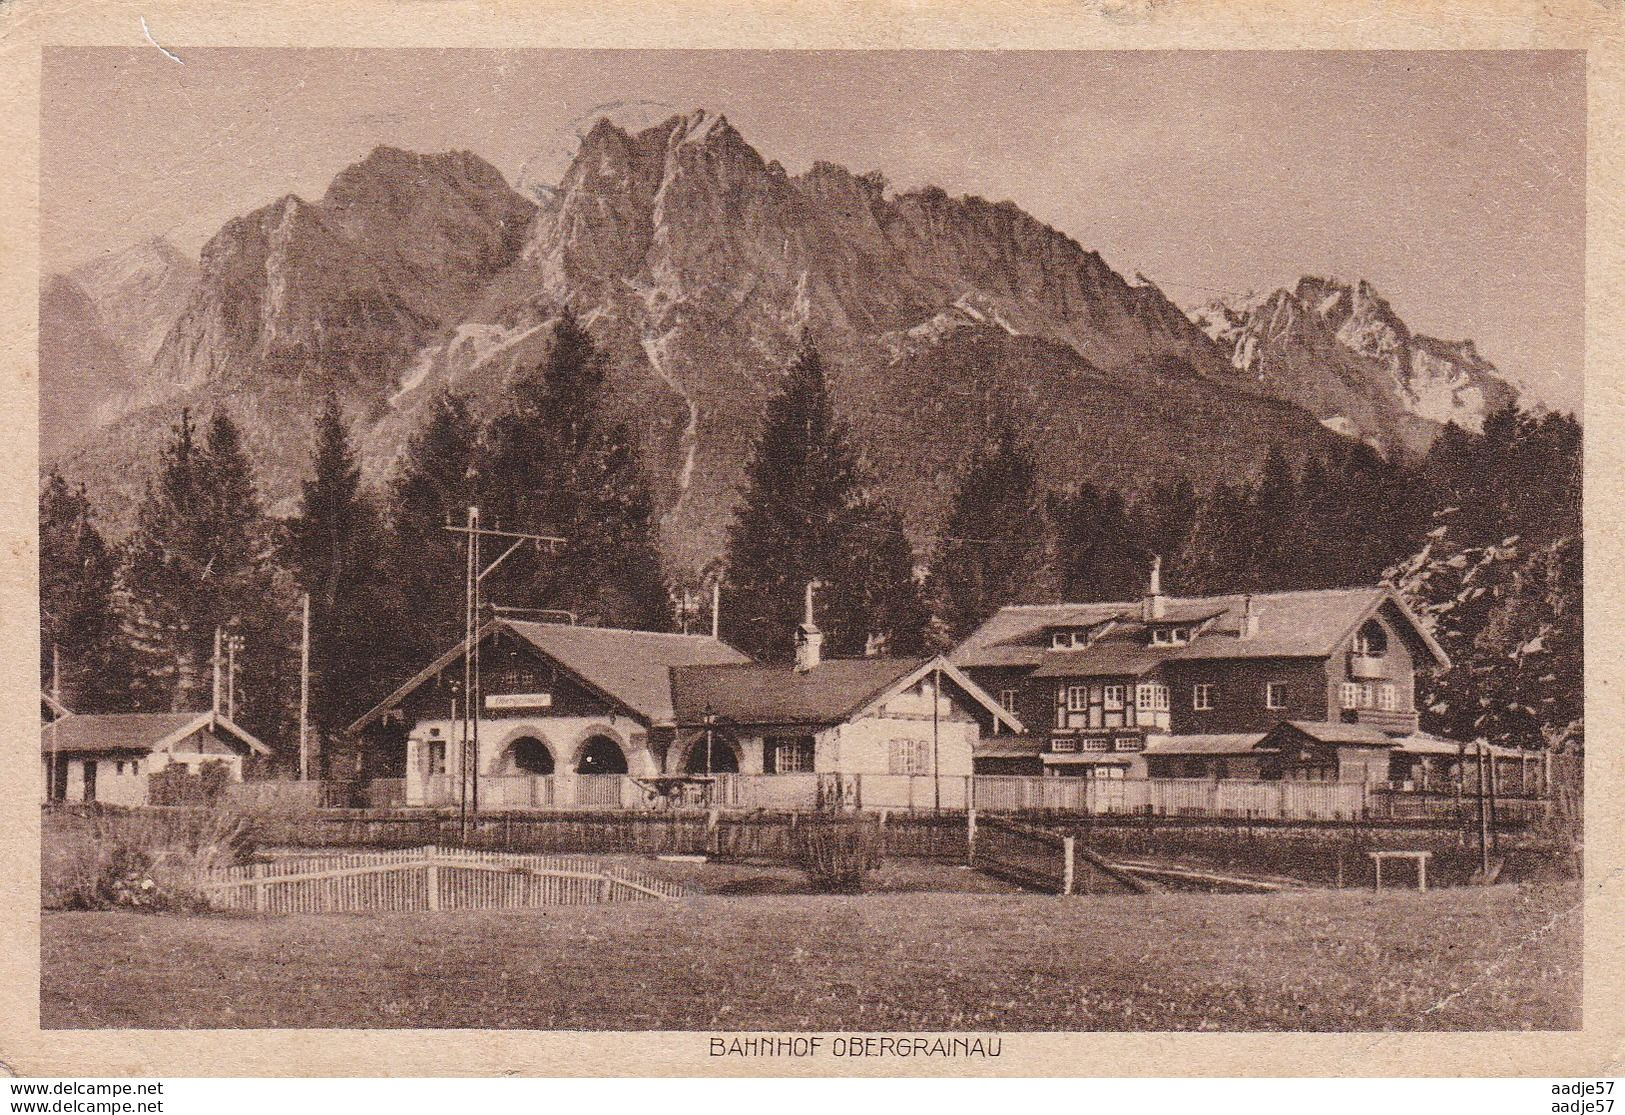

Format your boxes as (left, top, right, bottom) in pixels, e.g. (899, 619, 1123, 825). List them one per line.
(425, 845, 440, 911)
(1061, 835, 1075, 896)
(598, 874, 613, 903)
(966, 808, 977, 866)
(253, 861, 266, 912)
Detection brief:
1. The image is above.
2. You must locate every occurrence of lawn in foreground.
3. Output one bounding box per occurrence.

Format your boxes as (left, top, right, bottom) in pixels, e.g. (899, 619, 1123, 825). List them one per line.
(41, 881, 1579, 1031)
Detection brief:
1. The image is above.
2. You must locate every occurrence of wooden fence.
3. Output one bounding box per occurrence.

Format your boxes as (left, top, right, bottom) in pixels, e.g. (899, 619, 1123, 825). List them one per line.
(970, 814, 1075, 893)
(203, 846, 692, 914)
(393, 774, 1377, 820)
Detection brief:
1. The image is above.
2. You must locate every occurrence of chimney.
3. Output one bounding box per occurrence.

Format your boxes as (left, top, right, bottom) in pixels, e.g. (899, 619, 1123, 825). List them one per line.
(795, 581, 823, 673)
(1141, 556, 1167, 621)
(1240, 594, 1260, 639)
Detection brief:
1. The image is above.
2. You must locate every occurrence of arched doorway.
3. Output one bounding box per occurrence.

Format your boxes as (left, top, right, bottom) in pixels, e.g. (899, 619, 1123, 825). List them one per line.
(506, 736, 555, 776)
(683, 736, 740, 774)
(575, 735, 628, 775)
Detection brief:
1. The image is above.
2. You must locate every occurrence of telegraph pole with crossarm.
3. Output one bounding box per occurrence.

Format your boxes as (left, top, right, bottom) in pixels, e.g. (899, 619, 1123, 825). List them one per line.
(444, 507, 565, 840)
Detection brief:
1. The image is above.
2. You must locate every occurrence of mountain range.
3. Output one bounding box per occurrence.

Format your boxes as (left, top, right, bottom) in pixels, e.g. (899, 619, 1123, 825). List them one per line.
(42, 109, 1524, 579)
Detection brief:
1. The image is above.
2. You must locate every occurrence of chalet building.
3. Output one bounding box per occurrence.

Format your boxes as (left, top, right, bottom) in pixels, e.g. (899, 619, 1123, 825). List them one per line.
(349, 594, 1020, 810)
(40, 710, 269, 805)
(951, 560, 1466, 784)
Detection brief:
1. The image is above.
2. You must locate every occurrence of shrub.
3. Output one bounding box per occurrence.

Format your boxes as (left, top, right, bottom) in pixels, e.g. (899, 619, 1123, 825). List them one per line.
(148, 760, 234, 806)
(792, 816, 884, 894)
(44, 805, 255, 913)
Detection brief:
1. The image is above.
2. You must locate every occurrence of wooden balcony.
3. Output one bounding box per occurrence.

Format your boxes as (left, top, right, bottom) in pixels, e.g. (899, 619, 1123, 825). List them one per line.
(1347, 653, 1390, 679)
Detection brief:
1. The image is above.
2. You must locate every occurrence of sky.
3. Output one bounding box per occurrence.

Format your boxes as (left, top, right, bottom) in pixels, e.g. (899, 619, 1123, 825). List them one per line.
(41, 48, 1585, 412)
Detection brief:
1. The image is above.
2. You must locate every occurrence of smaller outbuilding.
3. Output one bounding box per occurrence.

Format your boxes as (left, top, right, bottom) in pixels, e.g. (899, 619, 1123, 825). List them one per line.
(41, 710, 269, 805)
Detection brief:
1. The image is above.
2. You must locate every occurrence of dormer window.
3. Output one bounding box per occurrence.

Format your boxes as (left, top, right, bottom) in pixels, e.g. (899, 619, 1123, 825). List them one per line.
(1149, 626, 1191, 646)
(1052, 631, 1073, 650)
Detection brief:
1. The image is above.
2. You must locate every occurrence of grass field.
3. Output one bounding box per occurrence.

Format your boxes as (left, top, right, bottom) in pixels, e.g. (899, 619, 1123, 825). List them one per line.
(42, 879, 1580, 1031)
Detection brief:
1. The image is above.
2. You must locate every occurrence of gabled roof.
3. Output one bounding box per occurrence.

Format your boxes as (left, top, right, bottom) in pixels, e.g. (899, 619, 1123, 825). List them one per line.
(952, 587, 1449, 672)
(40, 711, 269, 757)
(41, 692, 72, 722)
(347, 619, 751, 732)
(670, 655, 1024, 734)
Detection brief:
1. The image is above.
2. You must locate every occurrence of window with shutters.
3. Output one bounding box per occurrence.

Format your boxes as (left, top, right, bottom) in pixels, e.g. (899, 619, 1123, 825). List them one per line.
(888, 738, 931, 775)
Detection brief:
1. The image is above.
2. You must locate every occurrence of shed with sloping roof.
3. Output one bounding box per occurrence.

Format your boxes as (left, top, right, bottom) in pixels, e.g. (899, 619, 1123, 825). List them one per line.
(41, 710, 268, 805)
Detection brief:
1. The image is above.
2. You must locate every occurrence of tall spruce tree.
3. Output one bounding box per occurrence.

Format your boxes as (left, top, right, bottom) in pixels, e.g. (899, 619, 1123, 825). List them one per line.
(40, 471, 130, 711)
(1050, 483, 1149, 602)
(287, 392, 399, 740)
(479, 312, 669, 629)
(385, 389, 480, 672)
(121, 410, 284, 724)
(929, 422, 1048, 640)
(722, 340, 925, 660)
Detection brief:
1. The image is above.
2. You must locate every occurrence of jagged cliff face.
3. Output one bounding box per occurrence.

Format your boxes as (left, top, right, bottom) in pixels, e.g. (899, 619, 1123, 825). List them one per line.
(386, 111, 1335, 572)
(51, 111, 1456, 577)
(150, 147, 536, 394)
(1190, 277, 1520, 453)
(39, 238, 198, 453)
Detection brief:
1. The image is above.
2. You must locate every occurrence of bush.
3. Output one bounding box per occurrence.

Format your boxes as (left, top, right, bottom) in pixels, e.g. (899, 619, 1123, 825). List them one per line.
(44, 805, 255, 913)
(148, 760, 234, 806)
(792, 816, 884, 894)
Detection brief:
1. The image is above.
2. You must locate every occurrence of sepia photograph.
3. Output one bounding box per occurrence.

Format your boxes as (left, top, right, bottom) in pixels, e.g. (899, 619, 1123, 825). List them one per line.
(29, 42, 1586, 1043)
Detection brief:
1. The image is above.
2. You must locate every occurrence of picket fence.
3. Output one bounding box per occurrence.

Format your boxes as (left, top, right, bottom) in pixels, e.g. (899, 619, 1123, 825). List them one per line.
(402, 774, 1371, 821)
(202, 846, 693, 914)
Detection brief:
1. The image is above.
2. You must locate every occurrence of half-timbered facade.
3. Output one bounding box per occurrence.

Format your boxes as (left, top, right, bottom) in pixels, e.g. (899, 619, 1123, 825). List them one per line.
(951, 561, 1457, 783)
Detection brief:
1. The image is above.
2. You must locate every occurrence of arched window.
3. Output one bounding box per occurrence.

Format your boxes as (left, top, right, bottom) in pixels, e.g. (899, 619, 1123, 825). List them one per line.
(684, 736, 740, 774)
(507, 736, 555, 776)
(576, 735, 628, 775)
(1354, 620, 1389, 657)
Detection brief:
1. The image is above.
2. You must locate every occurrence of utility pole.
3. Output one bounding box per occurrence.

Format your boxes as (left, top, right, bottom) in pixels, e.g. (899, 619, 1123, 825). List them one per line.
(299, 593, 311, 781)
(212, 626, 223, 716)
(49, 643, 60, 802)
(932, 661, 942, 814)
(444, 506, 565, 840)
(226, 634, 243, 721)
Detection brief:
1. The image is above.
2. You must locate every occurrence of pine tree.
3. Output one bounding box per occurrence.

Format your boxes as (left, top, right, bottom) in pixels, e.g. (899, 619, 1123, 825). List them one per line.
(40, 471, 130, 711)
(720, 339, 928, 659)
(287, 392, 398, 739)
(121, 410, 285, 726)
(1050, 483, 1148, 602)
(384, 389, 479, 670)
(825, 497, 931, 657)
(479, 312, 670, 629)
(929, 422, 1048, 640)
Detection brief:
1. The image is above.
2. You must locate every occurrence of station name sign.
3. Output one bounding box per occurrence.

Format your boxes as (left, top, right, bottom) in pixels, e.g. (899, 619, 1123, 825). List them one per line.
(485, 692, 553, 710)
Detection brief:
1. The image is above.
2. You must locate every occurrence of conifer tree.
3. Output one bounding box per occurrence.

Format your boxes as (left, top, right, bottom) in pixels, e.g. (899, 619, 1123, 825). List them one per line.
(121, 410, 284, 723)
(1050, 483, 1148, 602)
(929, 422, 1048, 640)
(479, 312, 670, 629)
(287, 392, 398, 737)
(385, 389, 479, 670)
(40, 471, 129, 711)
(722, 339, 926, 660)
